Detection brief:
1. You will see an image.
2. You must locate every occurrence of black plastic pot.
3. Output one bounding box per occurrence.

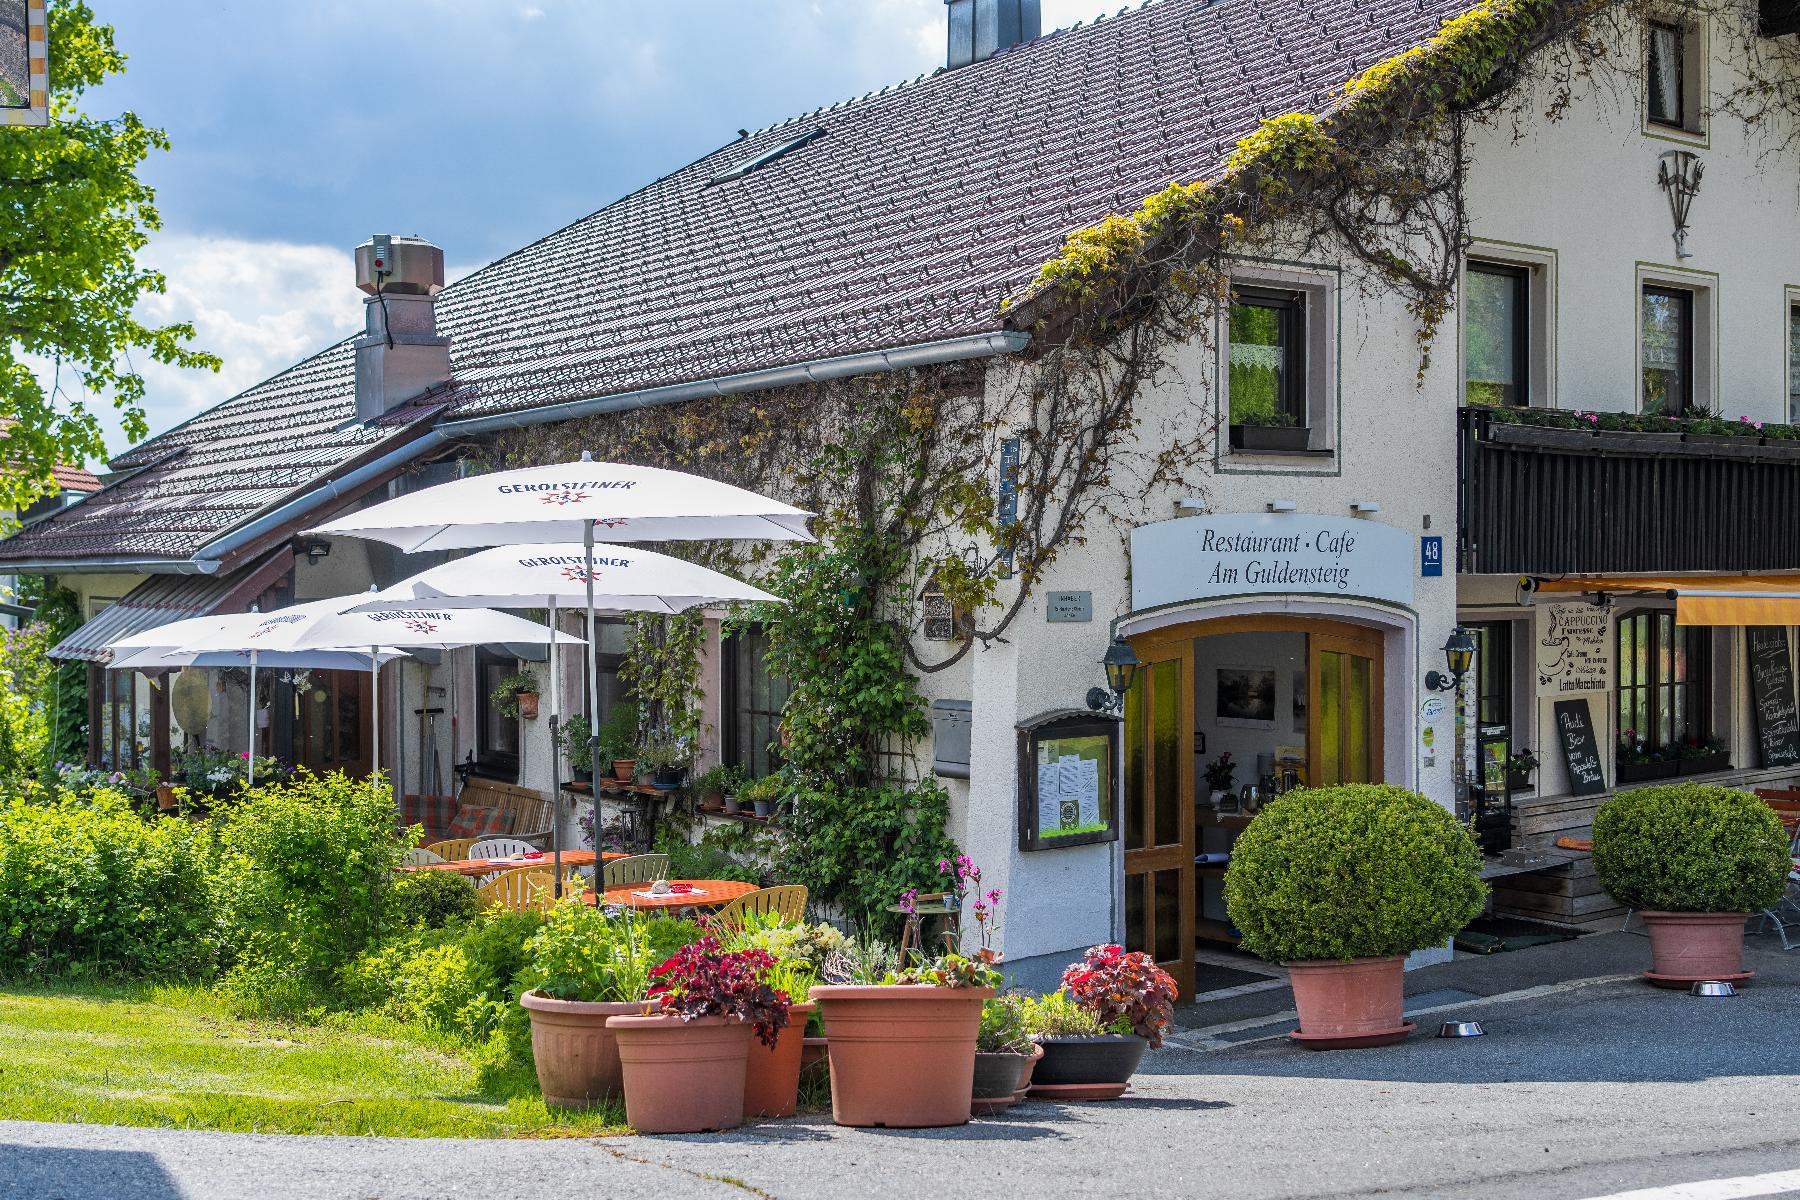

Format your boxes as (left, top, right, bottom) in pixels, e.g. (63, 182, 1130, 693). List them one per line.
(753, 798, 775, 819)
(1617, 759, 1680, 784)
(1031, 1035, 1147, 1086)
(1228, 424, 1311, 452)
(972, 1051, 1034, 1101)
(652, 764, 686, 790)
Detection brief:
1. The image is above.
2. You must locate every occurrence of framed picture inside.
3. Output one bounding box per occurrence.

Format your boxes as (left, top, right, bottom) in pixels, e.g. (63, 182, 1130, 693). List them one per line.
(1216, 666, 1277, 729)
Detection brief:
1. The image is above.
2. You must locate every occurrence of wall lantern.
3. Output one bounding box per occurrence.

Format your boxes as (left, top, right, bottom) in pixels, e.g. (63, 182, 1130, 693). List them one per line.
(300, 537, 332, 565)
(1086, 637, 1141, 715)
(1424, 626, 1477, 693)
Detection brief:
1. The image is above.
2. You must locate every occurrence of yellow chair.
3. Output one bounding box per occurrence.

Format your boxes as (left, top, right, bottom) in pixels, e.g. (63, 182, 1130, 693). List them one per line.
(712, 885, 808, 930)
(401, 847, 445, 867)
(602, 853, 670, 888)
(425, 838, 478, 861)
(475, 867, 570, 912)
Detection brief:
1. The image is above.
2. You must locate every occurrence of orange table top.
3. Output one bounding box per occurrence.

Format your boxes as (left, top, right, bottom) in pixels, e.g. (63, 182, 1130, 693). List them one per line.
(403, 849, 622, 877)
(584, 878, 759, 910)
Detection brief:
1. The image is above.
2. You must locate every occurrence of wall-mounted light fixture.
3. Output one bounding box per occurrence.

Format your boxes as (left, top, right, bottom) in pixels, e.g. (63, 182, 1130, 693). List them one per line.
(1266, 499, 1298, 513)
(1175, 496, 1209, 515)
(1350, 501, 1382, 515)
(1085, 636, 1141, 716)
(300, 538, 332, 566)
(1424, 626, 1477, 692)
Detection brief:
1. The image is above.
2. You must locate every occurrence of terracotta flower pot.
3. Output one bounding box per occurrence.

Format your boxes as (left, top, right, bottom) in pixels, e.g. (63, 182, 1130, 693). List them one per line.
(519, 990, 644, 1109)
(610, 758, 636, 783)
(810, 984, 994, 1128)
(744, 1002, 814, 1119)
(607, 1013, 754, 1133)
(1640, 911, 1752, 987)
(155, 785, 178, 813)
(800, 1035, 828, 1069)
(971, 1048, 1036, 1115)
(1284, 955, 1413, 1049)
(517, 692, 539, 720)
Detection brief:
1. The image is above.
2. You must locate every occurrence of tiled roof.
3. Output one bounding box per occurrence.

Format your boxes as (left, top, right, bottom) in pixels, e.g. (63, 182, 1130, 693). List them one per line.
(48, 571, 242, 663)
(51, 465, 102, 493)
(0, 0, 1480, 567)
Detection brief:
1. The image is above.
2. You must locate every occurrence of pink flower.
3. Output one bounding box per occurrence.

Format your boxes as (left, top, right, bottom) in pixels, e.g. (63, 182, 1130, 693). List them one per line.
(240, 752, 250, 759)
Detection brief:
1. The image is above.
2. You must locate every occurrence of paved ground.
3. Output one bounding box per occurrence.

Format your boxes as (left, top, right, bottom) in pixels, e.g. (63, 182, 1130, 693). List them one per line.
(5, 928, 1800, 1200)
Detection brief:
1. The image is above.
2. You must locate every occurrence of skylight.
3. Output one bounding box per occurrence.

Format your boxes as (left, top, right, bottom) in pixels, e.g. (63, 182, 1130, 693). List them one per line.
(708, 127, 827, 185)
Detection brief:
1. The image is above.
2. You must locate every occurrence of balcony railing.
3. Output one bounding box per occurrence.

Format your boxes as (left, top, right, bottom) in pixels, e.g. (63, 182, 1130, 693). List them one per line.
(1457, 407, 1800, 575)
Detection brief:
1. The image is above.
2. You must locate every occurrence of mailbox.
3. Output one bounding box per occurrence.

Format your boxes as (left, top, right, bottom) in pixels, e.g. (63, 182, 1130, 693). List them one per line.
(931, 699, 972, 779)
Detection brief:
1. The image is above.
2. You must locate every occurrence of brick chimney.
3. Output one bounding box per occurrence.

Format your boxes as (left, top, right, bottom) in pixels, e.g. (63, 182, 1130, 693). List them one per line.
(946, 0, 1040, 69)
(353, 234, 450, 422)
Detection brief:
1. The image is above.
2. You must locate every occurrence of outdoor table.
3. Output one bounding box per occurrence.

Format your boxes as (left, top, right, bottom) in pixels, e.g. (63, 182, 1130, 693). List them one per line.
(402, 849, 621, 877)
(584, 878, 759, 911)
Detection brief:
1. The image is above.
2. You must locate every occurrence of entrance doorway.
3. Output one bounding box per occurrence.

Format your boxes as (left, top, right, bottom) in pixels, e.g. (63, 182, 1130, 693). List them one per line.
(288, 669, 372, 777)
(1121, 616, 1387, 999)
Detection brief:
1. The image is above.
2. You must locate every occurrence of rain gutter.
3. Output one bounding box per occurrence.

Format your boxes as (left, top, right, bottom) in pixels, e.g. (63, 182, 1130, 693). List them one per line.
(185, 329, 1030, 569)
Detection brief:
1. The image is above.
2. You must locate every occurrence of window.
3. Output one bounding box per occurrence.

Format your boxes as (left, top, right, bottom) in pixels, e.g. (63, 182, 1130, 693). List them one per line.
(1616, 610, 1710, 751)
(95, 667, 148, 771)
(722, 625, 792, 778)
(1789, 302, 1800, 425)
(1227, 287, 1307, 430)
(1642, 285, 1694, 414)
(1647, 20, 1686, 127)
(1465, 262, 1529, 407)
(1468, 622, 1514, 729)
(475, 648, 520, 778)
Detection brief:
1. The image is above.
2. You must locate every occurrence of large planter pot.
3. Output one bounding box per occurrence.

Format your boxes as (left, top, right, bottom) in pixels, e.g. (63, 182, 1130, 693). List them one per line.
(516, 692, 540, 720)
(518, 990, 643, 1109)
(1028, 1035, 1147, 1101)
(1284, 956, 1413, 1049)
(155, 784, 179, 813)
(971, 1048, 1036, 1116)
(607, 1013, 754, 1133)
(1617, 759, 1680, 784)
(1640, 911, 1753, 987)
(744, 1002, 814, 1120)
(810, 984, 993, 1128)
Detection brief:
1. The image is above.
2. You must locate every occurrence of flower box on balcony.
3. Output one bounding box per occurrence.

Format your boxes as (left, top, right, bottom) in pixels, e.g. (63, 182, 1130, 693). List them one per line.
(1617, 759, 1680, 785)
(1596, 431, 1685, 454)
(1485, 423, 1596, 451)
(1678, 751, 1731, 776)
(1229, 424, 1312, 453)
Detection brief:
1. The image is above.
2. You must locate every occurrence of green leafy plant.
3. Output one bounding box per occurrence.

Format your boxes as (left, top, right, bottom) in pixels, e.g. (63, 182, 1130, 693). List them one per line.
(692, 763, 748, 799)
(634, 733, 691, 772)
(1059, 943, 1178, 1048)
(1224, 783, 1487, 963)
(558, 714, 593, 774)
(822, 932, 901, 985)
(1592, 784, 1789, 914)
(888, 951, 1002, 989)
(595, 702, 640, 768)
(390, 870, 481, 931)
(1019, 990, 1129, 1038)
(490, 670, 539, 720)
(1203, 752, 1238, 793)
(717, 910, 822, 1004)
(977, 993, 1035, 1054)
(519, 896, 658, 1004)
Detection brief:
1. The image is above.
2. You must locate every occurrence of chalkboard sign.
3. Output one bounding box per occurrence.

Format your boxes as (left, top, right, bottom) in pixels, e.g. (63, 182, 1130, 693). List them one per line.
(1746, 627, 1800, 769)
(1553, 698, 1607, 796)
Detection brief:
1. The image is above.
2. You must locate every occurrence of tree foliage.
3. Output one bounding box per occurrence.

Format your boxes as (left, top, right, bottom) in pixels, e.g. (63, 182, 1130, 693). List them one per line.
(0, 1, 217, 512)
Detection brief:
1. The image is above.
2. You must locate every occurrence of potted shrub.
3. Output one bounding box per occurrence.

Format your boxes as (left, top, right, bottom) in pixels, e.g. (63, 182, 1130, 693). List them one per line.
(1505, 748, 1537, 792)
(636, 734, 690, 791)
(1592, 784, 1789, 986)
(1224, 784, 1486, 1049)
(517, 897, 656, 1109)
(1024, 944, 1175, 1100)
(491, 669, 540, 721)
(559, 714, 593, 782)
(692, 764, 741, 813)
(972, 993, 1040, 1115)
(811, 947, 998, 1128)
(722, 912, 822, 1119)
(596, 703, 639, 783)
(606, 936, 789, 1133)
(741, 774, 782, 820)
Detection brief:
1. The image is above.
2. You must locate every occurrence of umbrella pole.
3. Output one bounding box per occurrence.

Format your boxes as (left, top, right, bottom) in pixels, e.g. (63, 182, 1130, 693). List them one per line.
(247, 650, 258, 787)
(549, 597, 562, 899)
(371, 646, 382, 787)
(585, 521, 601, 861)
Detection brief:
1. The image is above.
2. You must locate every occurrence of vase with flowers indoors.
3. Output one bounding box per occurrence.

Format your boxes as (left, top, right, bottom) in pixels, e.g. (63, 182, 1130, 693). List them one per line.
(605, 936, 790, 1133)
(1025, 944, 1176, 1100)
(1204, 752, 1238, 804)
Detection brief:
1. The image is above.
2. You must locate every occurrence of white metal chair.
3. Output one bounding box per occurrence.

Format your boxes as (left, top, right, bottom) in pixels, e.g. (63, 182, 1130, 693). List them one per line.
(468, 837, 537, 883)
(1754, 858, 1800, 951)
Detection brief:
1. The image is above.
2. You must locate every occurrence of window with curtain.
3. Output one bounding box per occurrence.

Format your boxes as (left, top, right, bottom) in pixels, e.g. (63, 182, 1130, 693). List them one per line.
(1616, 610, 1709, 751)
(1465, 263, 1529, 407)
(1788, 303, 1800, 425)
(97, 669, 146, 771)
(1642, 285, 1694, 414)
(1227, 286, 1307, 429)
(722, 625, 792, 779)
(1469, 622, 1514, 730)
(474, 648, 520, 778)
(1647, 21, 1685, 127)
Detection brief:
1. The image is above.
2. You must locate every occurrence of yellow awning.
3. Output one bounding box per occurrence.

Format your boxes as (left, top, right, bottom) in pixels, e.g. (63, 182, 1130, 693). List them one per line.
(1531, 575, 1800, 626)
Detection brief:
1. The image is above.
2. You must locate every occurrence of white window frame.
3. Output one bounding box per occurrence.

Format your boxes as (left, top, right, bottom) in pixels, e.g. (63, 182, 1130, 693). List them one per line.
(1636, 263, 1717, 415)
(1217, 262, 1339, 462)
(1460, 241, 1557, 411)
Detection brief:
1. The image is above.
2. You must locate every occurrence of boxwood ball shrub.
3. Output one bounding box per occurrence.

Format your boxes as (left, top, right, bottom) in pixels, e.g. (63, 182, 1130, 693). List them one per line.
(1592, 784, 1789, 914)
(1224, 784, 1486, 963)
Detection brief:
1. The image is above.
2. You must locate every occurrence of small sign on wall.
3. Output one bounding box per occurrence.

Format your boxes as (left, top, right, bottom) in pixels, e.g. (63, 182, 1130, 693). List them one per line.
(1535, 603, 1612, 696)
(1046, 591, 1092, 622)
(1420, 536, 1443, 577)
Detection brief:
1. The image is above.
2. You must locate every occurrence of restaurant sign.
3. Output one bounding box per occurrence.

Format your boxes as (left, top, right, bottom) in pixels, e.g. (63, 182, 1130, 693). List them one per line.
(1130, 514, 1414, 612)
(1534, 603, 1612, 696)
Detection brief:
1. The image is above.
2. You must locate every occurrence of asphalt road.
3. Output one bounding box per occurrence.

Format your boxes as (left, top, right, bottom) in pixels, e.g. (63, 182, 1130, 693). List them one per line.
(5, 931, 1800, 1200)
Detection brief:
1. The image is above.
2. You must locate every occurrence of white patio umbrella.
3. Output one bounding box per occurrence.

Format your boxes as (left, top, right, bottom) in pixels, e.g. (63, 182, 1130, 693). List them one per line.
(173, 594, 583, 786)
(305, 455, 810, 861)
(344, 542, 782, 890)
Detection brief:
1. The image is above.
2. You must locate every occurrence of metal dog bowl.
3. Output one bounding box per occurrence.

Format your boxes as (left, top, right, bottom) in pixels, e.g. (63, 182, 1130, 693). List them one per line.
(1690, 980, 1737, 998)
(1437, 1020, 1486, 1038)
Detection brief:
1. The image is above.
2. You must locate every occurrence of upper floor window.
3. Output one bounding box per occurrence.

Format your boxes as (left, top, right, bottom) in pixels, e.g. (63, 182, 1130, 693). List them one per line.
(1788, 302, 1800, 425)
(1465, 262, 1529, 407)
(1647, 21, 1686, 126)
(722, 625, 792, 778)
(1227, 286, 1309, 450)
(1642, 284, 1694, 414)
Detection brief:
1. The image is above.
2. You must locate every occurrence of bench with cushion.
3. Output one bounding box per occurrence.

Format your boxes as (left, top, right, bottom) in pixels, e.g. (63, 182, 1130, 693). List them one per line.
(399, 780, 552, 847)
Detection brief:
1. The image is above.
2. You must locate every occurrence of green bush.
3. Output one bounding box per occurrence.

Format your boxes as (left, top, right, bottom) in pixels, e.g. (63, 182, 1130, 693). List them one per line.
(519, 898, 665, 1003)
(1224, 784, 1486, 963)
(0, 789, 219, 979)
(212, 771, 410, 1013)
(391, 870, 481, 930)
(1593, 784, 1790, 913)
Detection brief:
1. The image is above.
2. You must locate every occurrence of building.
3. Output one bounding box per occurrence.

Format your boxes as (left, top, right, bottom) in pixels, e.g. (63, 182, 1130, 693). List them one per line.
(7, 0, 1800, 994)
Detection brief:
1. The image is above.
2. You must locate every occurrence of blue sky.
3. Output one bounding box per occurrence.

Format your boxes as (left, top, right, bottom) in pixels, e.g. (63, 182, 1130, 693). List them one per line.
(76, 0, 1109, 456)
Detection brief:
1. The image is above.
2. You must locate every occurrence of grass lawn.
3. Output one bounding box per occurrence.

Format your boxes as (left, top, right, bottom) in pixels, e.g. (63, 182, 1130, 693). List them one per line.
(0, 982, 626, 1138)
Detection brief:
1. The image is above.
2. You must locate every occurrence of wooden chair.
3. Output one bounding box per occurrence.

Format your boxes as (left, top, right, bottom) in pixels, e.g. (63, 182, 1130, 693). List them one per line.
(602, 853, 670, 888)
(476, 867, 564, 911)
(711, 884, 808, 930)
(424, 838, 478, 861)
(401, 847, 445, 867)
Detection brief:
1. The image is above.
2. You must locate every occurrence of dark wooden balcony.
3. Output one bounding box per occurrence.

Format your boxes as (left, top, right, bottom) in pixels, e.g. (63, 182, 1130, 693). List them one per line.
(1456, 407, 1800, 576)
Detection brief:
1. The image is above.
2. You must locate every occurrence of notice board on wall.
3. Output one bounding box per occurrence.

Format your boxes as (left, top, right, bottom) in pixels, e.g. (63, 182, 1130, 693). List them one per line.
(1746, 627, 1800, 769)
(1552, 698, 1607, 796)
(1017, 711, 1119, 851)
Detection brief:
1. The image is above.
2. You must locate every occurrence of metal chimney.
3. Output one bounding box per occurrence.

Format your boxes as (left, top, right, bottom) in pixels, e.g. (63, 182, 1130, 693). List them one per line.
(352, 235, 451, 423)
(946, 0, 1041, 69)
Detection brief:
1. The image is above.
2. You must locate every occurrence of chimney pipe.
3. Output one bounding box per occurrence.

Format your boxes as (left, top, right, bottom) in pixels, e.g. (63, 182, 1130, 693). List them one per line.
(946, 0, 1040, 69)
(352, 235, 451, 423)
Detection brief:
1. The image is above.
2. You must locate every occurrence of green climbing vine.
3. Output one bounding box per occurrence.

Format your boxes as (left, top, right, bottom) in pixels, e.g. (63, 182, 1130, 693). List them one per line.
(619, 611, 705, 748)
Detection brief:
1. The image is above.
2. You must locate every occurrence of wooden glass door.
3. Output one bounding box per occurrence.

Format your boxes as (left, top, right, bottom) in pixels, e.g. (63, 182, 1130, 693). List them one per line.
(1309, 629, 1385, 785)
(1122, 634, 1195, 1000)
(294, 669, 372, 778)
